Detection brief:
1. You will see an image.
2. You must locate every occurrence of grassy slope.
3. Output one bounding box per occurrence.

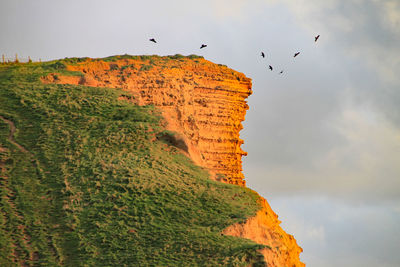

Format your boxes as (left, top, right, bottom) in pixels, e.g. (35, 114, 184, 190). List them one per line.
(0, 58, 265, 266)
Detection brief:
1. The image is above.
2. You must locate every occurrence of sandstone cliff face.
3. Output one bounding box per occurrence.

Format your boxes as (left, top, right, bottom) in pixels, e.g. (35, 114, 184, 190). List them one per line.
(223, 197, 304, 267)
(44, 56, 251, 186)
(42, 55, 303, 266)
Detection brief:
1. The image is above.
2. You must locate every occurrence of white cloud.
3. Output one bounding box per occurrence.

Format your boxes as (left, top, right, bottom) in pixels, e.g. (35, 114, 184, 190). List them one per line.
(326, 104, 400, 194)
(272, 196, 400, 267)
(246, 102, 400, 201)
(272, 0, 400, 84)
(243, 0, 400, 202)
(382, 0, 400, 32)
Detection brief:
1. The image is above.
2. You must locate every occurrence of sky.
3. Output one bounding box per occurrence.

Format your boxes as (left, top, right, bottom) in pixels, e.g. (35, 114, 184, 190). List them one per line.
(1, 0, 400, 266)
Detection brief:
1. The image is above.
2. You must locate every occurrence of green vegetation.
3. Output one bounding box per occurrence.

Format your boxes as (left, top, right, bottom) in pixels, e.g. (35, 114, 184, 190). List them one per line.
(139, 64, 153, 72)
(0, 58, 265, 266)
(187, 54, 204, 59)
(62, 57, 90, 64)
(97, 54, 203, 63)
(120, 64, 135, 71)
(169, 54, 185, 60)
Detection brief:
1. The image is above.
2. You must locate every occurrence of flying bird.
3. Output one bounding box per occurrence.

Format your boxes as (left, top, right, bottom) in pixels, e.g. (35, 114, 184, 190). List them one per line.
(149, 38, 157, 43)
(261, 52, 265, 58)
(269, 65, 273, 71)
(315, 34, 320, 42)
(294, 52, 300, 58)
(279, 70, 284, 74)
(200, 44, 207, 49)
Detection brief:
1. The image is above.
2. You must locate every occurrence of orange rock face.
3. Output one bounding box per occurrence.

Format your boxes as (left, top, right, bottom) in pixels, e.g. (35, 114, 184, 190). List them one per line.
(42, 55, 304, 266)
(43, 56, 251, 186)
(223, 197, 304, 267)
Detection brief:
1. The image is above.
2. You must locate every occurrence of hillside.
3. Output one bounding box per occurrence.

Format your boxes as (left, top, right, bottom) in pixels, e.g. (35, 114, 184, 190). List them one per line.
(0, 55, 303, 266)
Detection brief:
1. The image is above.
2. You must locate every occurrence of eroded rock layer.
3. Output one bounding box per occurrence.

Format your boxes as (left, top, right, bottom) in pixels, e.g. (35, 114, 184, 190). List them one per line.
(223, 197, 305, 267)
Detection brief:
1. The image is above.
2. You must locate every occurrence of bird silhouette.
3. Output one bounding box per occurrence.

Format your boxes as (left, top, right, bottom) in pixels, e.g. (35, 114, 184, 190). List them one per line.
(261, 52, 265, 58)
(269, 65, 273, 71)
(294, 52, 300, 58)
(149, 38, 157, 43)
(279, 70, 284, 74)
(315, 35, 320, 42)
(200, 44, 207, 49)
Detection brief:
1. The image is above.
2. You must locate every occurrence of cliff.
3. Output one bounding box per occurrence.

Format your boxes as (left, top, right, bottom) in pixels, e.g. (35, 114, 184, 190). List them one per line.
(43, 55, 250, 186)
(41, 55, 304, 266)
(1, 60, 266, 266)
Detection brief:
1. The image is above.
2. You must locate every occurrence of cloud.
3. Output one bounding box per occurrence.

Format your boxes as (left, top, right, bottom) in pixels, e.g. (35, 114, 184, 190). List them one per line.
(276, 0, 400, 121)
(245, 103, 400, 202)
(285, 0, 400, 78)
(242, 0, 400, 204)
(270, 196, 400, 267)
(323, 105, 400, 198)
(382, 0, 400, 32)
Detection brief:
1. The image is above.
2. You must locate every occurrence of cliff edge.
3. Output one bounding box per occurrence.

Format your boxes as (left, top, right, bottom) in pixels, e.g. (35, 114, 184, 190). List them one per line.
(41, 55, 304, 266)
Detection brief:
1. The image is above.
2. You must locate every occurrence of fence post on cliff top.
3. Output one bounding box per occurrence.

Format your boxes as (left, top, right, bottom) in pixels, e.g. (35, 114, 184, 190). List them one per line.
(2, 54, 4, 63)
(15, 53, 19, 63)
